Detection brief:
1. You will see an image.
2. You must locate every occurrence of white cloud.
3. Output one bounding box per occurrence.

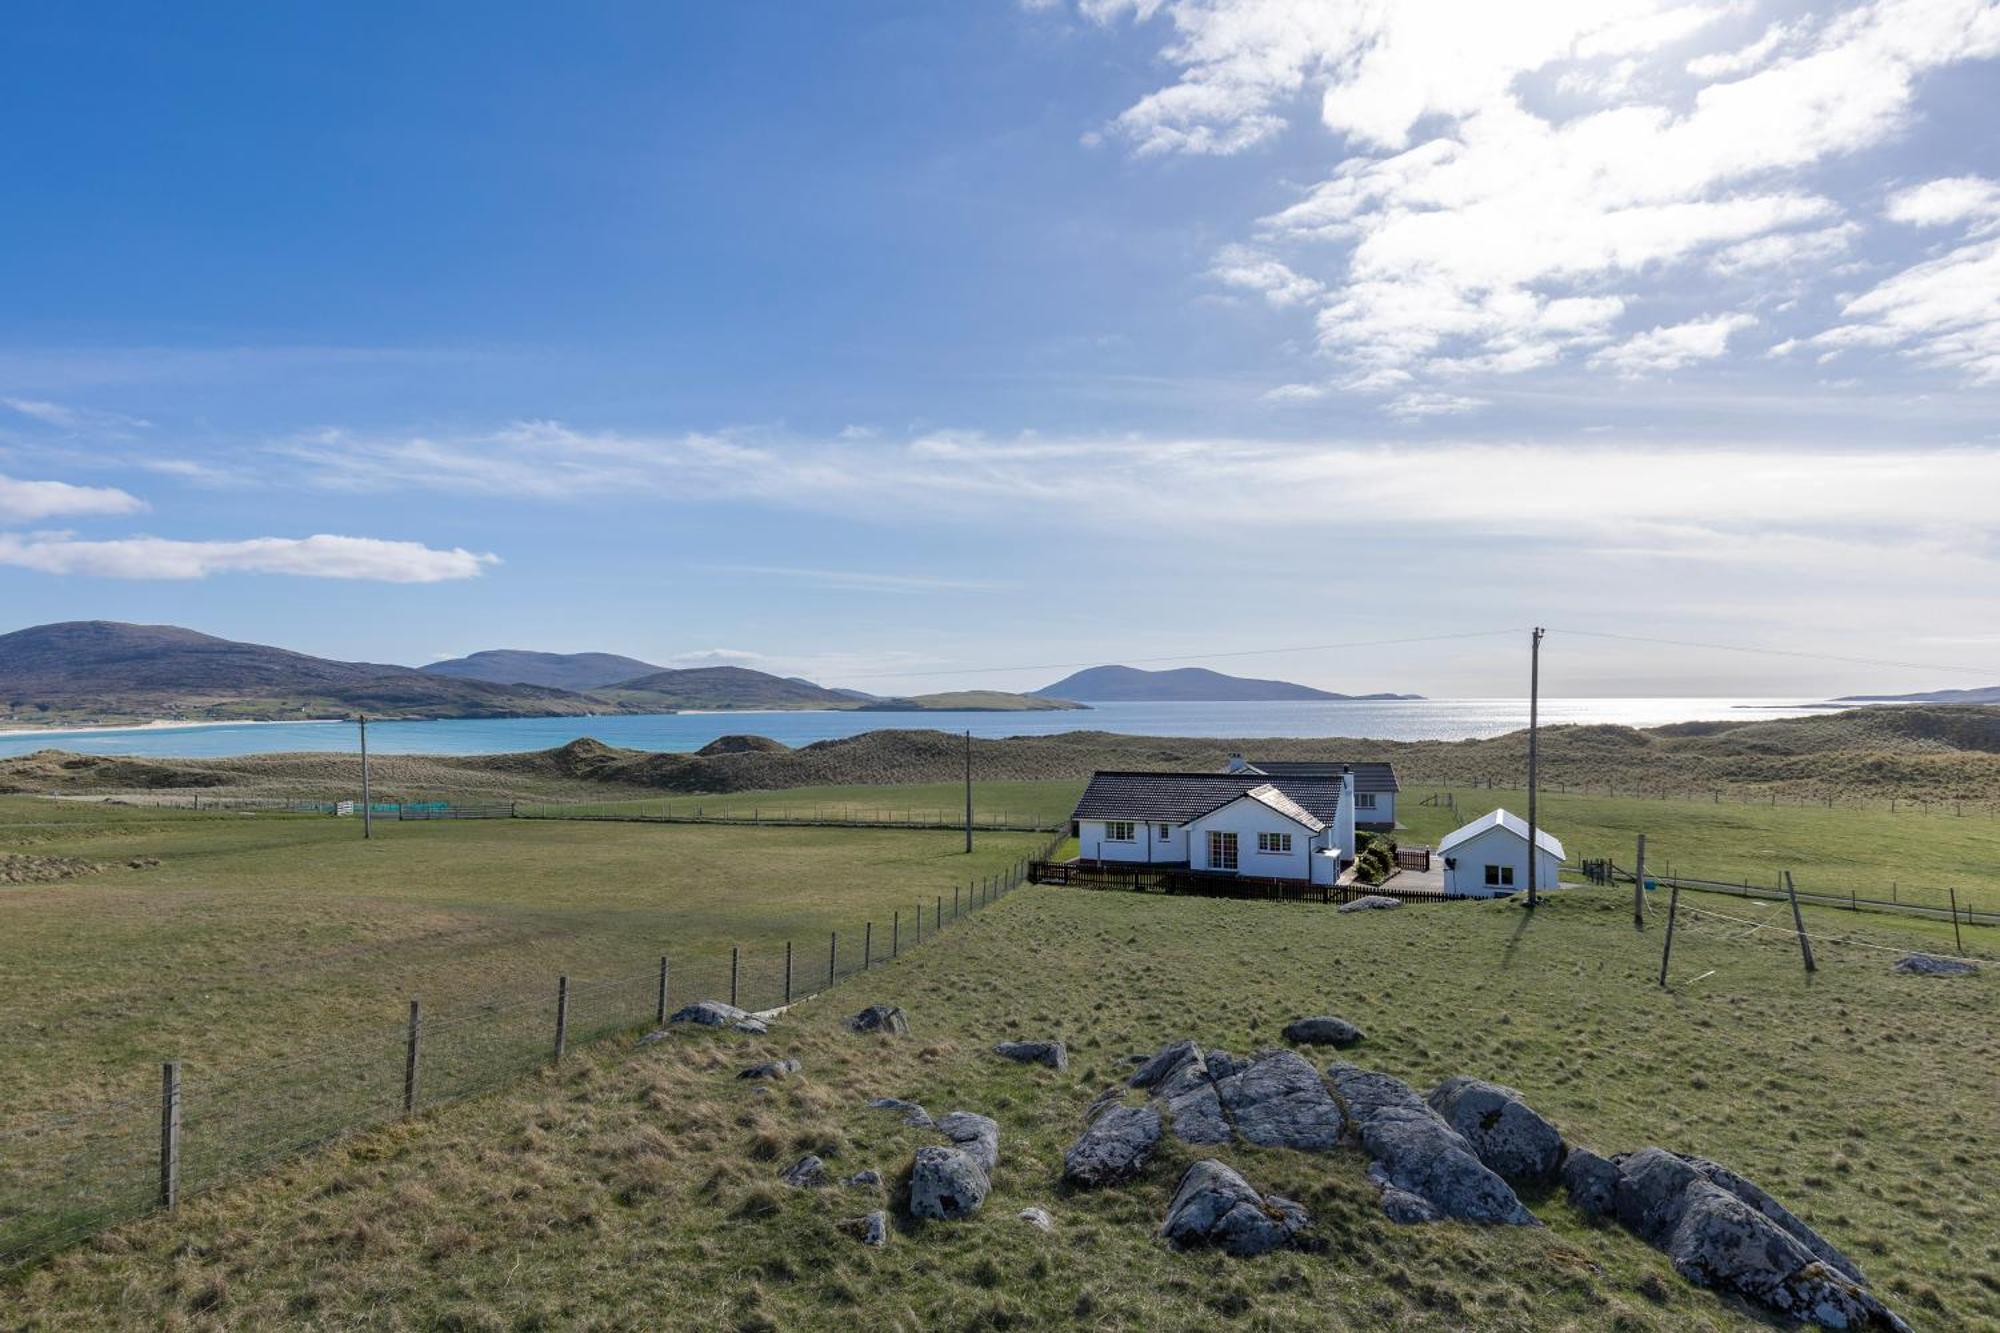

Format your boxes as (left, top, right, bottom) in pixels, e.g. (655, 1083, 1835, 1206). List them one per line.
(1885, 174, 2000, 230)
(1260, 382, 1328, 402)
(666, 647, 767, 667)
(1591, 312, 1758, 375)
(1710, 222, 1863, 274)
(706, 564, 1011, 594)
(1209, 245, 1323, 306)
(0, 473, 145, 521)
(0, 532, 497, 581)
(0, 397, 152, 433)
(1385, 390, 1489, 417)
(1815, 236, 2000, 381)
(1685, 21, 1797, 77)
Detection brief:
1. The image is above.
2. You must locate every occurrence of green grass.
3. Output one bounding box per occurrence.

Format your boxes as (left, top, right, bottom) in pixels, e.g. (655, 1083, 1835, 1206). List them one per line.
(10, 883, 1995, 1330)
(518, 778, 1087, 828)
(1398, 783, 2000, 912)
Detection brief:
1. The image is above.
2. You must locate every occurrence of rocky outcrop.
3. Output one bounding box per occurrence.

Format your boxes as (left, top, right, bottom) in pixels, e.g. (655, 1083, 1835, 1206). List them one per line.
(1062, 1103, 1162, 1187)
(664, 1000, 768, 1034)
(1607, 1148, 1906, 1330)
(1127, 1041, 1345, 1151)
(848, 1004, 909, 1035)
(1018, 1206, 1054, 1232)
(840, 1210, 889, 1246)
(994, 1039, 1069, 1070)
(1158, 1160, 1310, 1257)
(934, 1111, 1000, 1175)
(1337, 894, 1402, 912)
(1426, 1076, 1566, 1187)
(1327, 1064, 1537, 1226)
(779, 1154, 828, 1188)
(1894, 953, 1978, 976)
(908, 1145, 989, 1221)
(1280, 1015, 1364, 1048)
(1561, 1146, 1621, 1223)
(865, 1097, 932, 1128)
(739, 1058, 801, 1080)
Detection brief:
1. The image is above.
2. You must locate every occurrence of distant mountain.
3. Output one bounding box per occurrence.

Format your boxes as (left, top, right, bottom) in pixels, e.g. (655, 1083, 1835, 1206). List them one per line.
(0, 621, 601, 725)
(1030, 664, 1420, 703)
(859, 690, 1086, 713)
(596, 666, 861, 710)
(1833, 686, 2000, 705)
(422, 649, 665, 692)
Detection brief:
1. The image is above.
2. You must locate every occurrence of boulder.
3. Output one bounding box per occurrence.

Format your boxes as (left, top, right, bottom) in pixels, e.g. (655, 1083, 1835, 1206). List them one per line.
(1656, 1151, 1865, 1286)
(738, 1058, 801, 1080)
(846, 1169, 881, 1188)
(994, 1039, 1069, 1070)
(1338, 895, 1402, 913)
(1611, 1148, 1906, 1330)
(667, 1000, 753, 1028)
(1062, 1103, 1162, 1187)
(934, 1110, 1001, 1174)
(1129, 1039, 1204, 1090)
(732, 1016, 770, 1035)
(1217, 1049, 1346, 1152)
(848, 1004, 909, 1035)
(1159, 1160, 1310, 1257)
(865, 1097, 932, 1128)
(1377, 1180, 1443, 1225)
(1327, 1064, 1537, 1226)
(1893, 953, 1978, 976)
(1018, 1206, 1054, 1232)
(1426, 1076, 1566, 1187)
(841, 1210, 889, 1247)
(1561, 1146, 1621, 1223)
(779, 1154, 828, 1188)
(1281, 1016, 1364, 1048)
(907, 1146, 989, 1221)
(1162, 1080, 1232, 1145)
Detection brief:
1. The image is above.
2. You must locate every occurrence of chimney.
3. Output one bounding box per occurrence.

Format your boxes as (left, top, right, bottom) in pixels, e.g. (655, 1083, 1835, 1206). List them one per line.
(1226, 752, 1245, 773)
(1336, 765, 1357, 868)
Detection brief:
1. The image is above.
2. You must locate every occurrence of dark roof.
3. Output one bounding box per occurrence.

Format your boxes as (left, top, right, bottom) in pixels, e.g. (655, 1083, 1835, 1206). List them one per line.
(1235, 759, 1400, 794)
(1072, 771, 1346, 826)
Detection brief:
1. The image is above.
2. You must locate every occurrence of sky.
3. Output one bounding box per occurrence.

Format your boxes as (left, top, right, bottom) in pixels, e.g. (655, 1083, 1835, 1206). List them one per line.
(2, 0, 1998, 698)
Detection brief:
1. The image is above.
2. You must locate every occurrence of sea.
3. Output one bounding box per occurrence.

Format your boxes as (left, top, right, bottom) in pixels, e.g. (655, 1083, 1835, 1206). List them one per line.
(0, 698, 1835, 760)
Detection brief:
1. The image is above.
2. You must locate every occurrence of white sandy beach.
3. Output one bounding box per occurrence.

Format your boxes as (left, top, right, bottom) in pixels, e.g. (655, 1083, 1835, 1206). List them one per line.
(0, 718, 344, 741)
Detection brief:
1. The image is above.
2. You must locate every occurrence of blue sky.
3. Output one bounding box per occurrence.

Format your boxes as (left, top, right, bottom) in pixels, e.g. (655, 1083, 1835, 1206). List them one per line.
(3, 0, 1998, 697)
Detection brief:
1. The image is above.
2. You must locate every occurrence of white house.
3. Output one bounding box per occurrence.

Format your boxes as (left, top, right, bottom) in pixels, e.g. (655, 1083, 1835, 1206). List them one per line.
(1437, 809, 1566, 898)
(1224, 756, 1400, 830)
(1071, 770, 1357, 887)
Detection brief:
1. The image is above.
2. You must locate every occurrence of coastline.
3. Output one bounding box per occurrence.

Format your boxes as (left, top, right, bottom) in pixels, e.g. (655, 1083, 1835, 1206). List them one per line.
(0, 717, 345, 741)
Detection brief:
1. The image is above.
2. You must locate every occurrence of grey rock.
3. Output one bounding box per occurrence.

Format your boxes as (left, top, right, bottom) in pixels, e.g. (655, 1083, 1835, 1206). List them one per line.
(908, 1145, 989, 1221)
(1281, 1015, 1365, 1048)
(738, 1057, 801, 1080)
(1338, 894, 1402, 912)
(866, 1096, 932, 1128)
(846, 1169, 881, 1188)
(1129, 1039, 1204, 1090)
(636, 1029, 669, 1045)
(1217, 1049, 1346, 1152)
(1894, 953, 1978, 976)
(779, 1154, 828, 1188)
(842, 1210, 889, 1247)
(1062, 1103, 1162, 1187)
(732, 1017, 770, 1036)
(1202, 1049, 1244, 1080)
(1378, 1183, 1443, 1225)
(848, 1004, 909, 1035)
(1680, 1153, 1867, 1286)
(994, 1039, 1069, 1070)
(1427, 1076, 1566, 1187)
(1159, 1160, 1310, 1257)
(934, 1110, 1000, 1174)
(667, 1000, 753, 1027)
(1163, 1080, 1232, 1145)
(1611, 1148, 1906, 1331)
(1562, 1146, 1621, 1223)
(1018, 1206, 1054, 1232)
(1327, 1063, 1537, 1226)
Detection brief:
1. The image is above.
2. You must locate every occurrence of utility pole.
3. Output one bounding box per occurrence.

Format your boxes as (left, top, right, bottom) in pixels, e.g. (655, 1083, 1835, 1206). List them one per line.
(358, 714, 372, 841)
(963, 729, 973, 854)
(1526, 627, 1544, 908)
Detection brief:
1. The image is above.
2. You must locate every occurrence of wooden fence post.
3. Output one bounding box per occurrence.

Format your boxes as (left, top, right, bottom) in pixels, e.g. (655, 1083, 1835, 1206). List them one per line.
(730, 947, 740, 1008)
(828, 930, 837, 985)
(403, 998, 422, 1117)
(785, 941, 793, 1005)
(893, 911, 900, 957)
(1658, 883, 1680, 988)
(936, 895, 943, 931)
(656, 956, 669, 1024)
(159, 1061, 181, 1211)
(954, 886, 960, 920)
(864, 922, 872, 969)
(1784, 871, 1815, 974)
(1633, 834, 1647, 929)
(915, 903, 923, 945)
(1950, 888, 1963, 955)
(554, 976, 570, 1063)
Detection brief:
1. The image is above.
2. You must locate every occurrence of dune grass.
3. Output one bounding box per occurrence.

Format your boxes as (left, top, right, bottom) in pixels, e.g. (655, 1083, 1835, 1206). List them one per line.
(9, 881, 1995, 1330)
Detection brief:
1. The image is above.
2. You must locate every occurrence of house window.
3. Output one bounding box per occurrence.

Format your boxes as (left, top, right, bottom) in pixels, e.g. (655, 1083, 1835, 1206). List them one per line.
(1105, 821, 1136, 842)
(1355, 793, 1377, 810)
(1208, 831, 1238, 870)
(1257, 832, 1293, 854)
(1484, 864, 1514, 888)
(1157, 823, 1173, 840)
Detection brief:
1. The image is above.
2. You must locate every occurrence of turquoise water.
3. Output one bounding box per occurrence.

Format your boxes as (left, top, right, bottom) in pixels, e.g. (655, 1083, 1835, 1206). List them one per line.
(0, 698, 1828, 759)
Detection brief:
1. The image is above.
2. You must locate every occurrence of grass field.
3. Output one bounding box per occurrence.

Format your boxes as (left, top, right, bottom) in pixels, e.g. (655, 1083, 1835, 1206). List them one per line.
(8, 880, 1995, 1330)
(515, 779, 1087, 829)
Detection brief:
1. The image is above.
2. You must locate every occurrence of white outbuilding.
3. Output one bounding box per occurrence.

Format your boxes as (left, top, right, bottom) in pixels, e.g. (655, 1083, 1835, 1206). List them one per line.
(1437, 808, 1565, 898)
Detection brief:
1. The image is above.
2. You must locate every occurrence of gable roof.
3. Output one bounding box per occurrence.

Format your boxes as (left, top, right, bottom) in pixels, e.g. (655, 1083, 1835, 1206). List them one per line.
(1072, 771, 1346, 827)
(1231, 759, 1400, 794)
(1437, 808, 1565, 860)
(1232, 783, 1326, 832)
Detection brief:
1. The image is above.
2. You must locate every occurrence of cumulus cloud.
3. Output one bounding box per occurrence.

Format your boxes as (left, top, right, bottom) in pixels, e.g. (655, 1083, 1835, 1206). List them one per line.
(0, 532, 498, 581)
(1073, 0, 2000, 407)
(1885, 174, 2000, 230)
(1815, 237, 2000, 381)
(1591, 313, 1758, 375)
(0, 473, 145, 521)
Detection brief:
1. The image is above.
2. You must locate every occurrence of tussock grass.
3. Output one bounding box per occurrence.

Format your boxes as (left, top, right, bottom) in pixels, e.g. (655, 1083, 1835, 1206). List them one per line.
(11, 884, 1995, 1329)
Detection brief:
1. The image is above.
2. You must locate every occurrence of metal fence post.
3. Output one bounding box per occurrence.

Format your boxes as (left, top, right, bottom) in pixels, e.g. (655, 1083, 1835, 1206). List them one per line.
(785, 940, 793, 1005)
(554, 975, 570, 1063)
(403, 998, 422, 1116)
(731, 947, 740, 1008)
(159, 1061, 181, 1211)
(657, 955, 669, 1024)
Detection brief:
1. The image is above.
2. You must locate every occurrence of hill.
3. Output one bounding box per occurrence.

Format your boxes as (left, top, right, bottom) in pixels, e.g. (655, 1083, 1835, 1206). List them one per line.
(420, 649, 664, 691)
(1835, 685, 2000, 704)
(1032, 664, 1417, 702)
(0, 621, 599, 726)
(595, 666, 868, 710)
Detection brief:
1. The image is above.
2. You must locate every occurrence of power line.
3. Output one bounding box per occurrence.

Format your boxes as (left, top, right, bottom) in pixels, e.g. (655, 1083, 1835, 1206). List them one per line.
(1544, 628, 1999, 680)
(836, 628, 1524, 680)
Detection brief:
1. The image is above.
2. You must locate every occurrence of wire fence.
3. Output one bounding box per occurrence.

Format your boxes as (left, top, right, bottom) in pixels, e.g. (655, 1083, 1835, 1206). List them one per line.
(0, 830, 1063, 1272)
(1415, 782, 2000, 818)
(1576, 859, 2000, 927)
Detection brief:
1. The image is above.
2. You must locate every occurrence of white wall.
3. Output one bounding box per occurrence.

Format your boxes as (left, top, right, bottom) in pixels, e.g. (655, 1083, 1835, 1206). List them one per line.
(1080, 818, 1184, 864)
(1186, 799, 1324, 881)
(1441, 826, 1564, 897)
(1355, 791, 1396, 827)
